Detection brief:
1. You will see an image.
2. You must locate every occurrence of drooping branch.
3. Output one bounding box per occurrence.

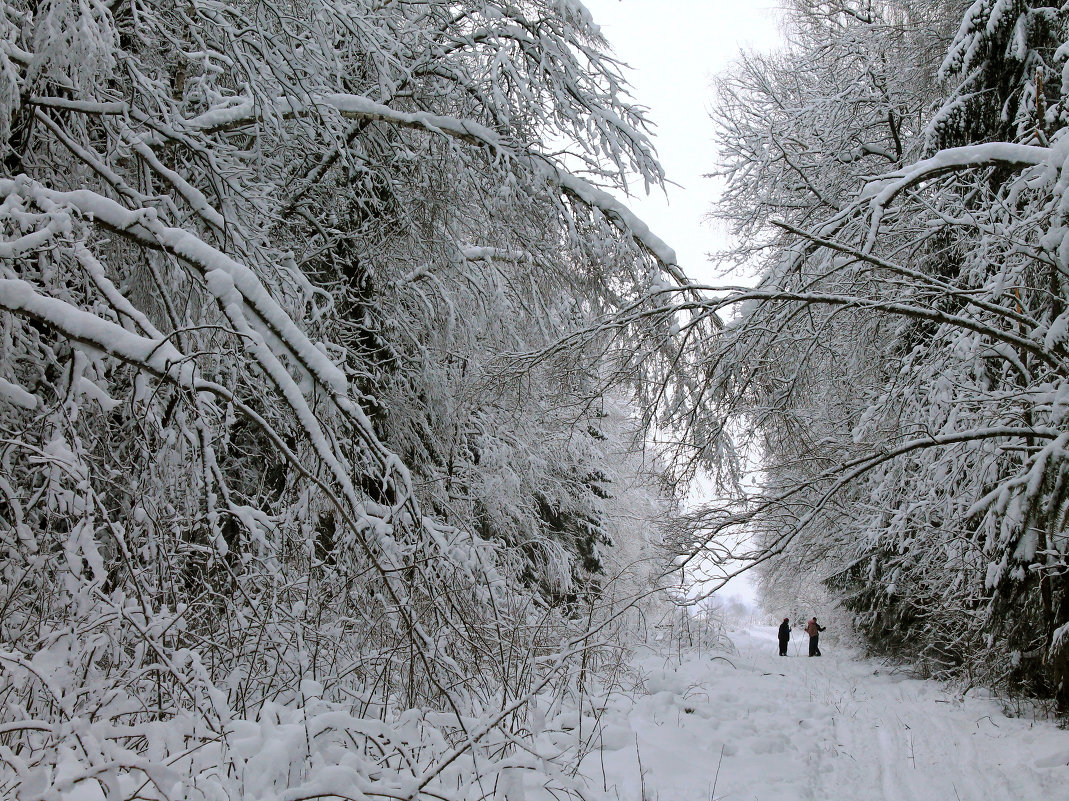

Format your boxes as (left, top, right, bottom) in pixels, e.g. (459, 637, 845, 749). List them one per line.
(861, 142, 1052, 249)
(28, 91, 694, 289)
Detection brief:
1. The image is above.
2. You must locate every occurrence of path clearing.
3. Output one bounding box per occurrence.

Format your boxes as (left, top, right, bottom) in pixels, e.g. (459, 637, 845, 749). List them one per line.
(582, 626, 1069, 801)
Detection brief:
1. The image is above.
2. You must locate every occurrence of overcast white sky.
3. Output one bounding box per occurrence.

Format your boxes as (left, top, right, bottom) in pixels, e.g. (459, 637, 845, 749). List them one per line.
(580, 1, 786, 607)
(581, 0, 784, 284)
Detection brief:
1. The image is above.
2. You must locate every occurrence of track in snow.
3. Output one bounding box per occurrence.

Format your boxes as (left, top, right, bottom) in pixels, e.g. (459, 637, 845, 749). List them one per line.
(584, 626, 1069, 801)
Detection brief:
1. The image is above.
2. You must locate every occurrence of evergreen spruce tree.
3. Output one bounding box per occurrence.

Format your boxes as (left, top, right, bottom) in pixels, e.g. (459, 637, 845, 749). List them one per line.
(929, 1, 1069, 148)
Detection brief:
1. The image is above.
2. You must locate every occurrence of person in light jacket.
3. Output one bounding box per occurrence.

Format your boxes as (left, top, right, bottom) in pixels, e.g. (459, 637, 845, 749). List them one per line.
(777, 617, 791, 656)
(805, 617, 826, 657)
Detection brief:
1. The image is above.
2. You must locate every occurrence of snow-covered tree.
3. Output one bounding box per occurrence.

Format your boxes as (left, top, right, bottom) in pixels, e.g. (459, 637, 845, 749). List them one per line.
(928, 0, 1068, 148)
(664, 0, 1069, 706)
(0, 1, 685, 797)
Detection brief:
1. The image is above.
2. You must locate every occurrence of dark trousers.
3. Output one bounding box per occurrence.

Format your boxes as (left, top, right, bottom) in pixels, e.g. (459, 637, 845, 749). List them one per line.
(778, 637, 788, 656)
(808, 635, 820, 657)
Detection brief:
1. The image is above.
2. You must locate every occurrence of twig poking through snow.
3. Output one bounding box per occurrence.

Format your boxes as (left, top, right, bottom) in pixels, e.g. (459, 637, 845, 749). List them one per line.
(710, 743, 725, 800)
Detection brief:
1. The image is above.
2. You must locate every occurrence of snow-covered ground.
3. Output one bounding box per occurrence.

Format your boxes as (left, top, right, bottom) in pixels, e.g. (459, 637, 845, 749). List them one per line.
(582, 626, 1069, 801)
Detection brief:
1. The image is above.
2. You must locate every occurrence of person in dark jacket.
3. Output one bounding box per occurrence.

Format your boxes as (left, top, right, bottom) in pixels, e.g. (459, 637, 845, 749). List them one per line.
(805, 617, 826, 657)
(777, 618, 790, 656)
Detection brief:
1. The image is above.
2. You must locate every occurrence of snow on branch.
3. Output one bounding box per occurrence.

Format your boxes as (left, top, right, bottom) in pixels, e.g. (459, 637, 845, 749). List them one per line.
(159, 92, 694, 287)
(673, 424, 1063, 586)
(861, 142, 1052, 249)
(0, 278, 193, 385)
(460, 245, 533, 263)
(545, 161, 690, 288)
(0, 178, 420, 529)
(2, 181, 349, 403)
(325, 95, 692, 286)
(862, 142, 1051, 206)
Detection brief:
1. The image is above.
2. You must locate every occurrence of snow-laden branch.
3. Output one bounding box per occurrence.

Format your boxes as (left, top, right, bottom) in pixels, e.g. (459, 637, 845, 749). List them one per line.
(770, 218, 1043, 331)
(547, 163, 688, 287)
(617, 284, 1055, 365)
(0, 180, 341, 403)
(674, 424, 1064, 584)
(314, 94, 691, 285)
(32, 92, 693, 289)
(460, 245, 533, 263)
(0, 227, 487, 727)
(0, 177, 387, 467)
(0, 278, 195, 386)
(861, 142, 1053, 249)
(0, 169, 513, 645)
(862, 142, 1052, 207)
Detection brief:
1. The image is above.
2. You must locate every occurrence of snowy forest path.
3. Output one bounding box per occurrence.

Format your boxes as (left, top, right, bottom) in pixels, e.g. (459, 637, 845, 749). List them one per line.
(583, 626, 1069, 801)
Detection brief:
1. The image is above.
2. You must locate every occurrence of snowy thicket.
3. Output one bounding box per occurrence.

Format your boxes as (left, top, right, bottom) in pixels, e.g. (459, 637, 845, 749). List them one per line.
(669, 0, 1069, 706)
(0, 1, 684, 798)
